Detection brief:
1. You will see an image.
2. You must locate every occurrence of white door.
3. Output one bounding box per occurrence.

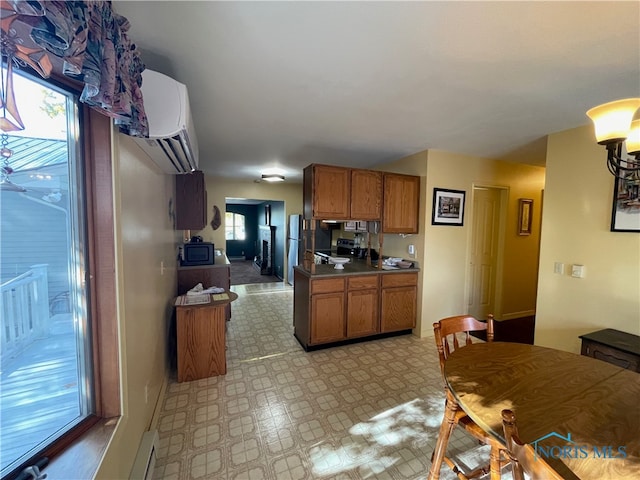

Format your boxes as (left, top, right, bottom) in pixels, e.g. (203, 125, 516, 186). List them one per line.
(468, 187, 502, 319)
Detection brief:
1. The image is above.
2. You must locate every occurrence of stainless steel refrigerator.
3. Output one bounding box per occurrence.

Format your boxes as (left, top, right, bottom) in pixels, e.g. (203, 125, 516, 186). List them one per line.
(287, 215, 302, 285)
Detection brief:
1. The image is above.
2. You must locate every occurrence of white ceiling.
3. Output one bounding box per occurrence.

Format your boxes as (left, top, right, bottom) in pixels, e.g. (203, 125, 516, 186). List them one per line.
(113, 1, 640, 182)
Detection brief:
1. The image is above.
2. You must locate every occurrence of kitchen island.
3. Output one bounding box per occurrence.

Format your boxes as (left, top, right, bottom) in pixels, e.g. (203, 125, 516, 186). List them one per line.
(293, 259, 419, 350)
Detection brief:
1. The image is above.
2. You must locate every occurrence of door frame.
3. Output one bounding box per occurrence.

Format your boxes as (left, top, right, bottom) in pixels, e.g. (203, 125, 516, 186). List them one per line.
(464, 184, 509, 320)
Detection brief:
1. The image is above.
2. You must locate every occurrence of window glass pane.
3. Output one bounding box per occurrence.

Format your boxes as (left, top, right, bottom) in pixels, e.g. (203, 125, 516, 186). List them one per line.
(0, 69, 93, 475)
(235, 214, 245, 240)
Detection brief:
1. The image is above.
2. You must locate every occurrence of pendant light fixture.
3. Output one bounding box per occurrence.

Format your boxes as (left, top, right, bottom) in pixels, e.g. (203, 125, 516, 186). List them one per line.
(586, 98, 640, 178)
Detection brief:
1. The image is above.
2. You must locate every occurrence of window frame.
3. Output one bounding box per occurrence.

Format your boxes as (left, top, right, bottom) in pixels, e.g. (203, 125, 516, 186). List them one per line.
(4, 75, 119, 480)
(226, 212, 246, 241)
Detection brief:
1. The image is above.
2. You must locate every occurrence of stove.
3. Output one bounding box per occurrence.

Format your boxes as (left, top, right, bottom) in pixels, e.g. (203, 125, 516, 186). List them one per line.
(336, 238, 378, 260)
(336, 238, 355, 255)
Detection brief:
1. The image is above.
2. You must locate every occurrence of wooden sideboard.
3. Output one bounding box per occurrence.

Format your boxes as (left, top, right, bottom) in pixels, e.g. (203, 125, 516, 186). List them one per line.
(579, 328, 640, 372)
(174, 292, 238, 382)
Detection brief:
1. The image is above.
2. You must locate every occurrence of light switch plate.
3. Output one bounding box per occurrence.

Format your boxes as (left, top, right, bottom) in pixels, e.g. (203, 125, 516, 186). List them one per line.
(554, 262, 564, 274)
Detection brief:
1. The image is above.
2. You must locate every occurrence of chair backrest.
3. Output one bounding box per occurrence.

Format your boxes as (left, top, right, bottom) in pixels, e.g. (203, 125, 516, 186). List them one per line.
(433, 314, 494, 377)
(502, 409, 564, 480)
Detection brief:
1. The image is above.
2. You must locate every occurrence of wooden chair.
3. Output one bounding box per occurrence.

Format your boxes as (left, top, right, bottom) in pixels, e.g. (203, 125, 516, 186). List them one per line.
(429, 314, 505, 480)
(501, 409, 565, 480)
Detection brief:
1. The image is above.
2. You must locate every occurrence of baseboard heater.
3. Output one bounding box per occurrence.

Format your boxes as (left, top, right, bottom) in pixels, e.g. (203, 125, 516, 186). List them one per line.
(130, 430, 160, 480)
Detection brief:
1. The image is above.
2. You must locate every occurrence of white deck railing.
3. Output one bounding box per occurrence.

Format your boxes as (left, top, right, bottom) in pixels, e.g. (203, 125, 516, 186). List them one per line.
(1, 264, 50, 363)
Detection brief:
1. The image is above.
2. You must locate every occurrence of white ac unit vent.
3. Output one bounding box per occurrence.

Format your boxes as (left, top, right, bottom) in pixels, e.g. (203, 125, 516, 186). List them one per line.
(130, 429, 159, 480)
(134, 70, 199, 174)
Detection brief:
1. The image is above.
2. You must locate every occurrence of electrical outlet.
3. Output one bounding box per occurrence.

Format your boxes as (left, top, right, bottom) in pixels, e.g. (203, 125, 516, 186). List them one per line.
(144, 383, 149, 404)
(554, 262, 564, 274)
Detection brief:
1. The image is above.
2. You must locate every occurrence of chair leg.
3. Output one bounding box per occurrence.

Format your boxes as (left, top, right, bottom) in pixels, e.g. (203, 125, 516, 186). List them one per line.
(489, 443, 502, 480)
(428, 389, 459, 480)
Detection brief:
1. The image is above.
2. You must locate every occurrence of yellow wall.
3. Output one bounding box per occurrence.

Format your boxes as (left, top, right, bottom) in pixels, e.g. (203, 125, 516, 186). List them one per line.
(535, 125, 640, 352)
(95, 135, 179, 479)
(377, 150, 545, 337)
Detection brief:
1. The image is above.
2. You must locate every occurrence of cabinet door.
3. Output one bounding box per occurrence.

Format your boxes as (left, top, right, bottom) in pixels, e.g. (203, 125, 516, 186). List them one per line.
(307, 165, 350, 219)
(382, 173, 420, 233)
(310, 292, 346, 344)
(380, 286, 417, 333)
(176, 170, 207, 230)
(347, 288, 379, 337)
(350, 169, 382, 220)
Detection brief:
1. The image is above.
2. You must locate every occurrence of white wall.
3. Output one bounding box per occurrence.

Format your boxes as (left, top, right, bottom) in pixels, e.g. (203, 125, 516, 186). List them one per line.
(95, 135, 179, 480)
(535, 125, 640, 352)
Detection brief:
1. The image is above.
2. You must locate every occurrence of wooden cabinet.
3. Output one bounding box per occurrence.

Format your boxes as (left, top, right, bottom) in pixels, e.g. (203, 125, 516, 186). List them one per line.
(382, 173, 420, 233)
(177, 264, 231, 320)
(175, 292, 237, 382)
(309, 278, 346, 345)
(380, 272, 417, 333)
(304, 164, 350, 220)
(346, 275, 379, 337)
(294, 270, 417, 349)
(304, 164, 383, 221)
(350, 169, 382, 220)
(175, 170, 207, 230)
(579, 329, 640, 372)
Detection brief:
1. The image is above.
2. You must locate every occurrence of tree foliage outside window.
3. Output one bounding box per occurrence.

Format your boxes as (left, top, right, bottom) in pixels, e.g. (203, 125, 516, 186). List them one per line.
(225, 212, 246, 240)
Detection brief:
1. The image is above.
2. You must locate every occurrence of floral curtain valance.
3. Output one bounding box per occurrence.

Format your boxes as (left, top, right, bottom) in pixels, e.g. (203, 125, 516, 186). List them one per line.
(1, 0, 148, 137)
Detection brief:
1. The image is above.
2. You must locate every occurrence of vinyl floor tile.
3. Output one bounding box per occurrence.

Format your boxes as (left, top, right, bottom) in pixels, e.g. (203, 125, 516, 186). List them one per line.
(154, 282, 495, 479)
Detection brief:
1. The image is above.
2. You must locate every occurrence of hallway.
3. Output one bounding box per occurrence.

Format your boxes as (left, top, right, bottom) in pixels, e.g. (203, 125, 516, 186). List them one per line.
(154, 283, 480, 479)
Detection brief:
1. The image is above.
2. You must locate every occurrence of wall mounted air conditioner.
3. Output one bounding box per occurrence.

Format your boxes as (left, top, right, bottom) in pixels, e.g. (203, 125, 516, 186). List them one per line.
(134, 69, 199, 174)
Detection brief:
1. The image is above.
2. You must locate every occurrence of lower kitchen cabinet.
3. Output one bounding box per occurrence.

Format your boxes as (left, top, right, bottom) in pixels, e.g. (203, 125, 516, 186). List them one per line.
(380, 272, 417, 333)
(294, 269, 417, 349)
(347, 275, 379, 337)
(310, 292, 346, 344)
(308, 277, 346, 345)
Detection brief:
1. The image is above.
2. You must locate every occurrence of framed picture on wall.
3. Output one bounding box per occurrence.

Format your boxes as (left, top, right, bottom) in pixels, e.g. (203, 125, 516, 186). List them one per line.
(518, 198, 533, 235)
(611, 175, 640, 232)
(432, 188, 466, 226)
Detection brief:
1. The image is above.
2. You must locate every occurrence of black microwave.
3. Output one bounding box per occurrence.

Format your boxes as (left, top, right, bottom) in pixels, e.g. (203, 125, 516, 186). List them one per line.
(181, 242, 215, 266)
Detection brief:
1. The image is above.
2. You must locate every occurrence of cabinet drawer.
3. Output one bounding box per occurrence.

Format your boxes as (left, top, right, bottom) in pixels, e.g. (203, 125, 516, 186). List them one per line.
(581, 340, 640, 372)
(348, 275, 378, 290)
(311, 277, 346, 294)
(381, 272, 417, 288)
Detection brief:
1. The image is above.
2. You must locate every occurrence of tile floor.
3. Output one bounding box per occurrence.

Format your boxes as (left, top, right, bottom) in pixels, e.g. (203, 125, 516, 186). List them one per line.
(153, 282, 485, 480)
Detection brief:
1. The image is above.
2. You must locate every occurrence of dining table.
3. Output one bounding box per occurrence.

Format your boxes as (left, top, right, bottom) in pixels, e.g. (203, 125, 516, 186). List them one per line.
(440, 342, 640, 480)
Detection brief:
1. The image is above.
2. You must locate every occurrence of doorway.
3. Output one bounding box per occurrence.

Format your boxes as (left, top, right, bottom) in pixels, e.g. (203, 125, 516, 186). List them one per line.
(467, 186, 507, 319)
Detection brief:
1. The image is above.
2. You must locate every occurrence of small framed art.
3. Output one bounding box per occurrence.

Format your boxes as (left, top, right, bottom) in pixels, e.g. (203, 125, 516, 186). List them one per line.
(432, 188, 466, 226)
(518, 198, 533, 235)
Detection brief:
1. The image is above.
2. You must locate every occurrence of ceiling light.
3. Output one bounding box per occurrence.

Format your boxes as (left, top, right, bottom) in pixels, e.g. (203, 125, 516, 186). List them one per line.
(586, 98, 640, 178)
(261, 174, 285, 182)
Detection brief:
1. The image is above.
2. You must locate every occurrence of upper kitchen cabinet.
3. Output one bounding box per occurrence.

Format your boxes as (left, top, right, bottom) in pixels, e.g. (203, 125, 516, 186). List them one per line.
(304, 164, 350, 219)
(350, 169, 382, 220)
(382, 173, 420, 233)
(175, 170, 207, 230)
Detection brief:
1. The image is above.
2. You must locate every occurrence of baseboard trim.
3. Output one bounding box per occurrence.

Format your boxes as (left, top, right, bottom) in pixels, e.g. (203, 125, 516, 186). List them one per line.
(148, 374, 169, 432)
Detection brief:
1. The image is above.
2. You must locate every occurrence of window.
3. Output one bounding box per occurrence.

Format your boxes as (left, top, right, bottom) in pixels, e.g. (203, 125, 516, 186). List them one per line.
(0, 68, 116, 479)
(225, 212, 246, 240)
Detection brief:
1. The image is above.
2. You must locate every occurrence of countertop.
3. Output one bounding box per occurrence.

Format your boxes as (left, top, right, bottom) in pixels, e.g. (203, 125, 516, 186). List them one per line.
(294, 257, 419, 278)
